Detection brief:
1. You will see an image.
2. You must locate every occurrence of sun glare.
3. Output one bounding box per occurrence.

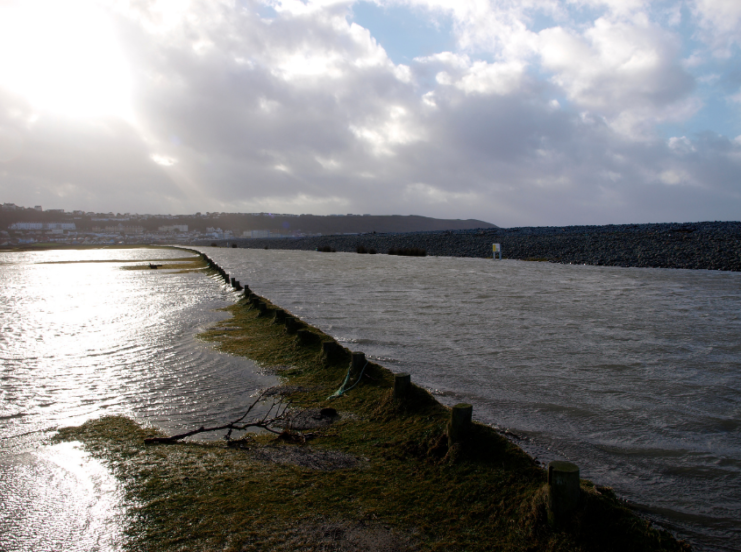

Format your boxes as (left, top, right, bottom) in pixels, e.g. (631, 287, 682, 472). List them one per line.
(0, 0, 133, 120)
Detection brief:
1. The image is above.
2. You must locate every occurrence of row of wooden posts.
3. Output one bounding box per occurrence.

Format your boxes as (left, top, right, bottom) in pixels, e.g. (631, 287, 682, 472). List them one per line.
(199, 251, 582, 526)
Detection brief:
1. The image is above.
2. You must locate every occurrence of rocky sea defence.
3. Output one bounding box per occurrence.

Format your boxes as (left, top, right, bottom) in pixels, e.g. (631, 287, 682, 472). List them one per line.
(207, 221, 741, 272)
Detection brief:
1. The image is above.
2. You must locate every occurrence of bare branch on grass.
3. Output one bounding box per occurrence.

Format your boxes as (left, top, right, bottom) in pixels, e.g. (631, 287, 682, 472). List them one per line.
(144, 390, 291, 444)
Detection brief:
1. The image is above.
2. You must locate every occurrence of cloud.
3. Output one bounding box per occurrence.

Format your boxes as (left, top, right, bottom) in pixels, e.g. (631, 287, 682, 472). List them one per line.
(537, 17, 696, 137)
(0, 91, 183, 211)
(692, 0, 741, 56)
(0, 0, 739, 226)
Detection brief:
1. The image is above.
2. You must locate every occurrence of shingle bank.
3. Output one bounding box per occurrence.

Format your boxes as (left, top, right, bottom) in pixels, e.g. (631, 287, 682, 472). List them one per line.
(200, 221, 741, 272)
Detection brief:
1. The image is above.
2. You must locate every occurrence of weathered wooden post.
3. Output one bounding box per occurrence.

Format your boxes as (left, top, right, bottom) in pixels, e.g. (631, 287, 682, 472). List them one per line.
(351, 352, 366, 372)
(296, 329, 316, 346)
(393, 373, 411, 400)
(321, 341, 334, 362)
(273, 310, 287, 324)
(230, 277, 236, 287)
(321, 341, 339, 365)
(547, 461, 580, 526)
(285, 317, 299, 334)
(447, 403, 472, 444)
(256, 301, 267, 316)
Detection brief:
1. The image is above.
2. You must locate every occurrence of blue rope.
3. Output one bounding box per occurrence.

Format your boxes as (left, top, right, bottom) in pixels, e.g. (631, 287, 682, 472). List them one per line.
(327, 360, 369, 400)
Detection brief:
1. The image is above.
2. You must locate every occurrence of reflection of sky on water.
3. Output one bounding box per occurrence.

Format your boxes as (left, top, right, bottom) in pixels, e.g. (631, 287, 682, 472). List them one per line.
(0, 248, 275, 551)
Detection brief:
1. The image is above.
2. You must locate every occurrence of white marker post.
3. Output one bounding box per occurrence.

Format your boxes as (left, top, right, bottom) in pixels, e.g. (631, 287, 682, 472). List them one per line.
(492, 243, 501, 259)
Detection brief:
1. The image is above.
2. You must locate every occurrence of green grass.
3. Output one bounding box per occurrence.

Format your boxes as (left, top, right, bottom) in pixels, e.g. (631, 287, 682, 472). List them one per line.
(54, 261, 692, 552)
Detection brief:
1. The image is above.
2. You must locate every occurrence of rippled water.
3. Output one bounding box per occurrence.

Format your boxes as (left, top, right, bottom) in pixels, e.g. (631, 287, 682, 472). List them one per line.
(200, 247, 741, 552)
(0, 248, 275, 552)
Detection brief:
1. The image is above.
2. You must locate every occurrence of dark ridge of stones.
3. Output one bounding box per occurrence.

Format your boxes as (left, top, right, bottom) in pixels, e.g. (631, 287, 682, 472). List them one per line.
(201, 221, 741, 272)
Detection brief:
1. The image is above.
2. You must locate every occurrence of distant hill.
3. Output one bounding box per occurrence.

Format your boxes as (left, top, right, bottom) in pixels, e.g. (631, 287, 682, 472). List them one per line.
(0, 206, 497, 235)
(211, 214, 497, 235)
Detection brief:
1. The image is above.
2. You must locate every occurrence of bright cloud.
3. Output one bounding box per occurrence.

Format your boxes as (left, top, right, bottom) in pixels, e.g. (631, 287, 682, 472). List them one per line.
(692, 0, 741, 55)
(0, 0, 739, 225)
(0, 0, 133, 119)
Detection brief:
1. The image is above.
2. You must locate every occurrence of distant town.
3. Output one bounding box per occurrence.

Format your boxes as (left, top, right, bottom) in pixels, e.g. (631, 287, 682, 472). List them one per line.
(0, 203, 495, 247)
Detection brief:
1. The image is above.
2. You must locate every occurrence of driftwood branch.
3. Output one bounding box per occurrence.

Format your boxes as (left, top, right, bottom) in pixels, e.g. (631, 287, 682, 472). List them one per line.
(145, 390, 291, 444)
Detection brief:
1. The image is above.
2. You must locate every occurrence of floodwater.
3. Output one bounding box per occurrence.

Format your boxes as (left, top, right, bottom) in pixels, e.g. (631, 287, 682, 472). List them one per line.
(0, 248, 274, 552)
(199, 247, 741, 552)
(1, 246, 739, 551)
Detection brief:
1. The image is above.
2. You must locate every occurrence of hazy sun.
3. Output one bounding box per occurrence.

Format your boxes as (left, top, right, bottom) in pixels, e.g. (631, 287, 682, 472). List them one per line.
(0, 0, 133, 120)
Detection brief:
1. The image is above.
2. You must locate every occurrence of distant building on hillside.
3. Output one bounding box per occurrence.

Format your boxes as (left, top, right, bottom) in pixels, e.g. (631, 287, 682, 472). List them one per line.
(10, 222, 43, 230)
(9, 222, 75, 231)
(93, 224, 144, 234)
(247, 230, 270, 238)
(158, 225, 188, 232)
(46, 223, 76, 230)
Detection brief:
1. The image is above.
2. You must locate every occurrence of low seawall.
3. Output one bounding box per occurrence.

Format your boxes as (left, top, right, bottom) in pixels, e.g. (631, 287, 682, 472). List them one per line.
(200, 221, 741, 272)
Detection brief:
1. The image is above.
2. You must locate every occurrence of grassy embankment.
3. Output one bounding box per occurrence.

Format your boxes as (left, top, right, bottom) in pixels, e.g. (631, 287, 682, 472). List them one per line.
(21, 244, 208, 273)
(54, 258, 691, 552)
(3, 243, 204, 271)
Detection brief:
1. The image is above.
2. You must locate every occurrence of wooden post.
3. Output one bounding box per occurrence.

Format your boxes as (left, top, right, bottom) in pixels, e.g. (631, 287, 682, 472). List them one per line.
(393, 373, 411, 400)
(321, 340, 334, 358)
(447, 403, 472, 444)
(351, 352, 366, 372)
(230, 277, 236, 287)
(296, 329, 316, 346)
(321, 341, 343, 365)
(547, 461, 580, 526)
(273, 310, 287, 324)
(256, 302, 267, 316)
(285, 317, 299, 334)
(322, 341, 334, 354)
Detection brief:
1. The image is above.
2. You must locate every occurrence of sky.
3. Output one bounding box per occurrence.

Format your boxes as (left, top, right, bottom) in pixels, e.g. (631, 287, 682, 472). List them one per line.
(0, 0, 740, 227)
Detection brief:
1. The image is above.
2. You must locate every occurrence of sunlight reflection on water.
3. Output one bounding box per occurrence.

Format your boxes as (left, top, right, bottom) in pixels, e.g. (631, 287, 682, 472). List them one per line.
(0, 247, 275, 552)
(0, 442, 125, 552)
